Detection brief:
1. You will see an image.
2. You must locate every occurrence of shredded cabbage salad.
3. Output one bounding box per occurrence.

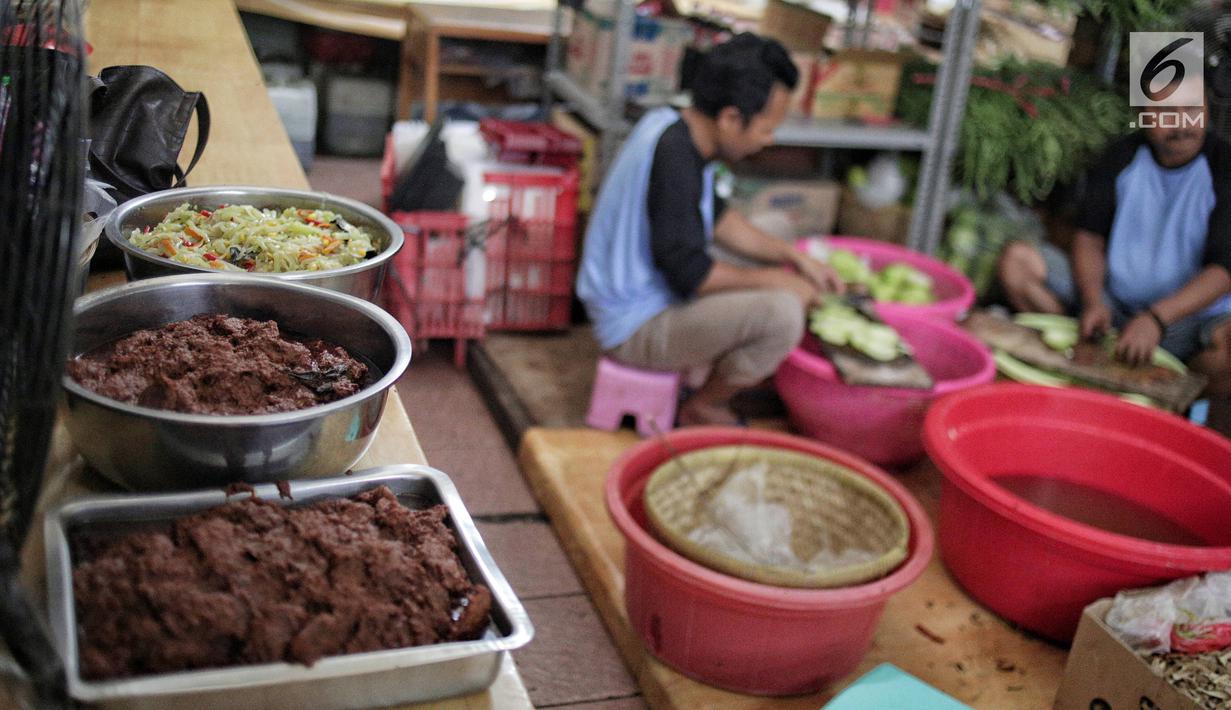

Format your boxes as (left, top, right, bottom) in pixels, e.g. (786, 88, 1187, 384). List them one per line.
(128, 203, 378, 273)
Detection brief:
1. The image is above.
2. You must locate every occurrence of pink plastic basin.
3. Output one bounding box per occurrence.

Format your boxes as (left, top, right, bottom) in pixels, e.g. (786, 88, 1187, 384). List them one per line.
(775, 310, 995, 467)
(606, 427, 933, 696)
(800, 236, 975, 321)
(925, 384, 1231, 642)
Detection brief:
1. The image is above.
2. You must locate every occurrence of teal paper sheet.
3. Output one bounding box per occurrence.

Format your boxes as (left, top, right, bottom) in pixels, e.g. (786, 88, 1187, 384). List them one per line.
(822, 663, 972, 710)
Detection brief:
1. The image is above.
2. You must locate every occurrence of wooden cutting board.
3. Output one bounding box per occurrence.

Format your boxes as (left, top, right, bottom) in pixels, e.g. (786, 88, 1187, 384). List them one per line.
(963, 311, 1208, 412)
(816, 297, 933, 390)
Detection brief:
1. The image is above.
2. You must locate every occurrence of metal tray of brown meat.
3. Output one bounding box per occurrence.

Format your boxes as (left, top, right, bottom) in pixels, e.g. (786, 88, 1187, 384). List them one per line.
(43, 466, 533, 710)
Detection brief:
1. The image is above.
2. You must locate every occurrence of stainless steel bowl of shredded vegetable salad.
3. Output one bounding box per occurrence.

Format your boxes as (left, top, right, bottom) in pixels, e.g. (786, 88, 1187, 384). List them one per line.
(105, 186, 404, 302)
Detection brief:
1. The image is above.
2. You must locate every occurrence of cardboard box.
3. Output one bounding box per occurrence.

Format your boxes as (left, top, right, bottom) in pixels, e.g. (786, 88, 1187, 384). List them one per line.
(566, 5, 691, 104)
(760, 0, 833, 52)
(1054, 599, 1201, 710)
(810, 49, 906, 121)
(653, 20, 693, 99)
(565, 7, 600, 90)
(788, 52, 819, 117)
(837, 185, 911, 244)
(735, 179, 841, 236)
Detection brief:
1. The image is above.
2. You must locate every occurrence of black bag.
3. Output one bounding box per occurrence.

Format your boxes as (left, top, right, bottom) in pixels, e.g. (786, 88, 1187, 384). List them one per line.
(388, 119, 463, 212)
(87, 65, 210, 202)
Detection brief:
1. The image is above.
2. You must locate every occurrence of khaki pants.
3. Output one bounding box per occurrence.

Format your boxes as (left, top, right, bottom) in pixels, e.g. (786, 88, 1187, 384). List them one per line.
(608, 289, 805, 387)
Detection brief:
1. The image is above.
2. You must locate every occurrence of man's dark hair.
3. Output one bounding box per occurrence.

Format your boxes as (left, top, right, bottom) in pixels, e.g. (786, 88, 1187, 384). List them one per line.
(690, 33, 799, 122)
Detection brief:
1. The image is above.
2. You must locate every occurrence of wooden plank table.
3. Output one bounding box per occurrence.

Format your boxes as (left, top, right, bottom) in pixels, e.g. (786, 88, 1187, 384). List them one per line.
(10, 2, 533, 707)
(399, 2, 556, 122)
(518, 427, 1069, 709)
(232, 0, 560, 123)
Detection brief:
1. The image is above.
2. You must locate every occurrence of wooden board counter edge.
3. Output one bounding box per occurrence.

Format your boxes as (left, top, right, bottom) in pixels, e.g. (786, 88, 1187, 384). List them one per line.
(517, 426, 1068, 710)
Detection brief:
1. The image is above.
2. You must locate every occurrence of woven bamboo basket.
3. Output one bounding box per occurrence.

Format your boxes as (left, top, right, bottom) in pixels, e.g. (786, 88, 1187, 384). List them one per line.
(643, 445, 910, 588)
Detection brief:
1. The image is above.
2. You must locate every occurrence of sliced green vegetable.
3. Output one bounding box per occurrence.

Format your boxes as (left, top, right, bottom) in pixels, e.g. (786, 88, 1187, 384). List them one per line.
(993, 350, 1071, 387)
(809, 300, 906, 361)
(823, 251, 937, 304)
(1013, 312, 1187, 372)
(828, 249, 874, 285)
(1151, 347, 1186, 374)
(1013, 312, 1078, 332)
(856, 339, 900, 362)
(1041, 328, 1079, 351)
(868, 261, 935, 304)
(1118, 393, 1158, 408)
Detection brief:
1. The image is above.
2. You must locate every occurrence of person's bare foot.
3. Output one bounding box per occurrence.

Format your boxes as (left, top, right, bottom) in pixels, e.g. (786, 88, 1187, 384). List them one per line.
(677, 398, 741, 427)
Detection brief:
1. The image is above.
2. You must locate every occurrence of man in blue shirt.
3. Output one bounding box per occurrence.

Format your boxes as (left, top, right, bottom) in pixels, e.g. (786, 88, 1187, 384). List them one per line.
(998, 82, 1231, 396)
(576, 34, 844, 426)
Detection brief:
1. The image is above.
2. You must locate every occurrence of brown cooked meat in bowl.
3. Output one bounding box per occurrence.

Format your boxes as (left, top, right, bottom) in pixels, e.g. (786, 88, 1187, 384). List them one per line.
(66, 314, 370, 415)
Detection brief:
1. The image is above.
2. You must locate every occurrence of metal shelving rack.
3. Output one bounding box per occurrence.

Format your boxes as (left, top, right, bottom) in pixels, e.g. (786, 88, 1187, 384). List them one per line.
(542, 0, 983, 254)
(543, 0, 638, 174)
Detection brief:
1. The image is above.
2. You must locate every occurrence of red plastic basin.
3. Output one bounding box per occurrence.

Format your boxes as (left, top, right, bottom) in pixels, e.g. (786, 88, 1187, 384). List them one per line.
(606, 427, 933, 695)
(775, 310, 995, 467)
(924, 384, 1231, 642)
(801, 236, 975, 321)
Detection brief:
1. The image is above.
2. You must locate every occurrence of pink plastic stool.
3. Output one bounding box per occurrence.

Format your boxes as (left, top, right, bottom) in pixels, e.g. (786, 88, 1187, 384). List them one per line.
(586, 357, 681, 437)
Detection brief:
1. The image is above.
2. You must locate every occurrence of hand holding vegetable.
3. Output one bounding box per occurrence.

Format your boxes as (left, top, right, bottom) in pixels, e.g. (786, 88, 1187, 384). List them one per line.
(791, 253, 846, 296)
(1116, 313, 1163, 366)
(1080, 302, 1113, 339)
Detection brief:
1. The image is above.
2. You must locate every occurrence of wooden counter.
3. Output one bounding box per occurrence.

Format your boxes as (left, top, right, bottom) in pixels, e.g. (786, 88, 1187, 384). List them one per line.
(10, 2, 532, 707)
(89, 0, 307, 189)
(518, 428, 1069, 709)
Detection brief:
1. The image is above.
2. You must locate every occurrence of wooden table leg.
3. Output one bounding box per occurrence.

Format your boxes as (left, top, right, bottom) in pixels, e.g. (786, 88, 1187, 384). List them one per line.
(425, 31, 440, 124)
(397, 35, 414, 120)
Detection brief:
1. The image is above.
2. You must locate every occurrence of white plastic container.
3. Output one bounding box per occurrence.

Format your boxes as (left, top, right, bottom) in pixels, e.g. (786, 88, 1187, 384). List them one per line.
(389, 120, 487, 176)
(323, 74, 393, 156)
(267, 79, 318, 170)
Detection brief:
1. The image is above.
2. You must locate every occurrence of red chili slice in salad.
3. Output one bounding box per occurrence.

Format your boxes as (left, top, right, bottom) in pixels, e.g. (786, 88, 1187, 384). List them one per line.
(298, 208, 327, 227)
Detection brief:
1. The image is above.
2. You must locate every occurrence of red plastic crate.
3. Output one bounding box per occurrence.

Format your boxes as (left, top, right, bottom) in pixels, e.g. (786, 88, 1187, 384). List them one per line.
(383, 211, 485, 367)
(482, 168, 580, 331)
(479, 119, 582, 169)
(380, 129, 581, 332)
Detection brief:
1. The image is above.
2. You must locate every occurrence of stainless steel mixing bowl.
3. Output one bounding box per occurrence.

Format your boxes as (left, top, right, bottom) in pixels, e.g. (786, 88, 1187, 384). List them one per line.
(62, 275, 412, 490)
(104, 186, 404, 302)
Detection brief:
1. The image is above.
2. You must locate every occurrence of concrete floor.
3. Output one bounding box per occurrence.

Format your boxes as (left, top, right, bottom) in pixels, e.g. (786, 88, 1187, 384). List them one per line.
(309, 158, 646, 709)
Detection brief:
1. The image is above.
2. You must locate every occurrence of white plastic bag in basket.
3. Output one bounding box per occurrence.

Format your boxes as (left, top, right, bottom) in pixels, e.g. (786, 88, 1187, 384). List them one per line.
(1106, 570, 1231, 654)
(688, 461, 800, 569)
(687, 461, 878, 573)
